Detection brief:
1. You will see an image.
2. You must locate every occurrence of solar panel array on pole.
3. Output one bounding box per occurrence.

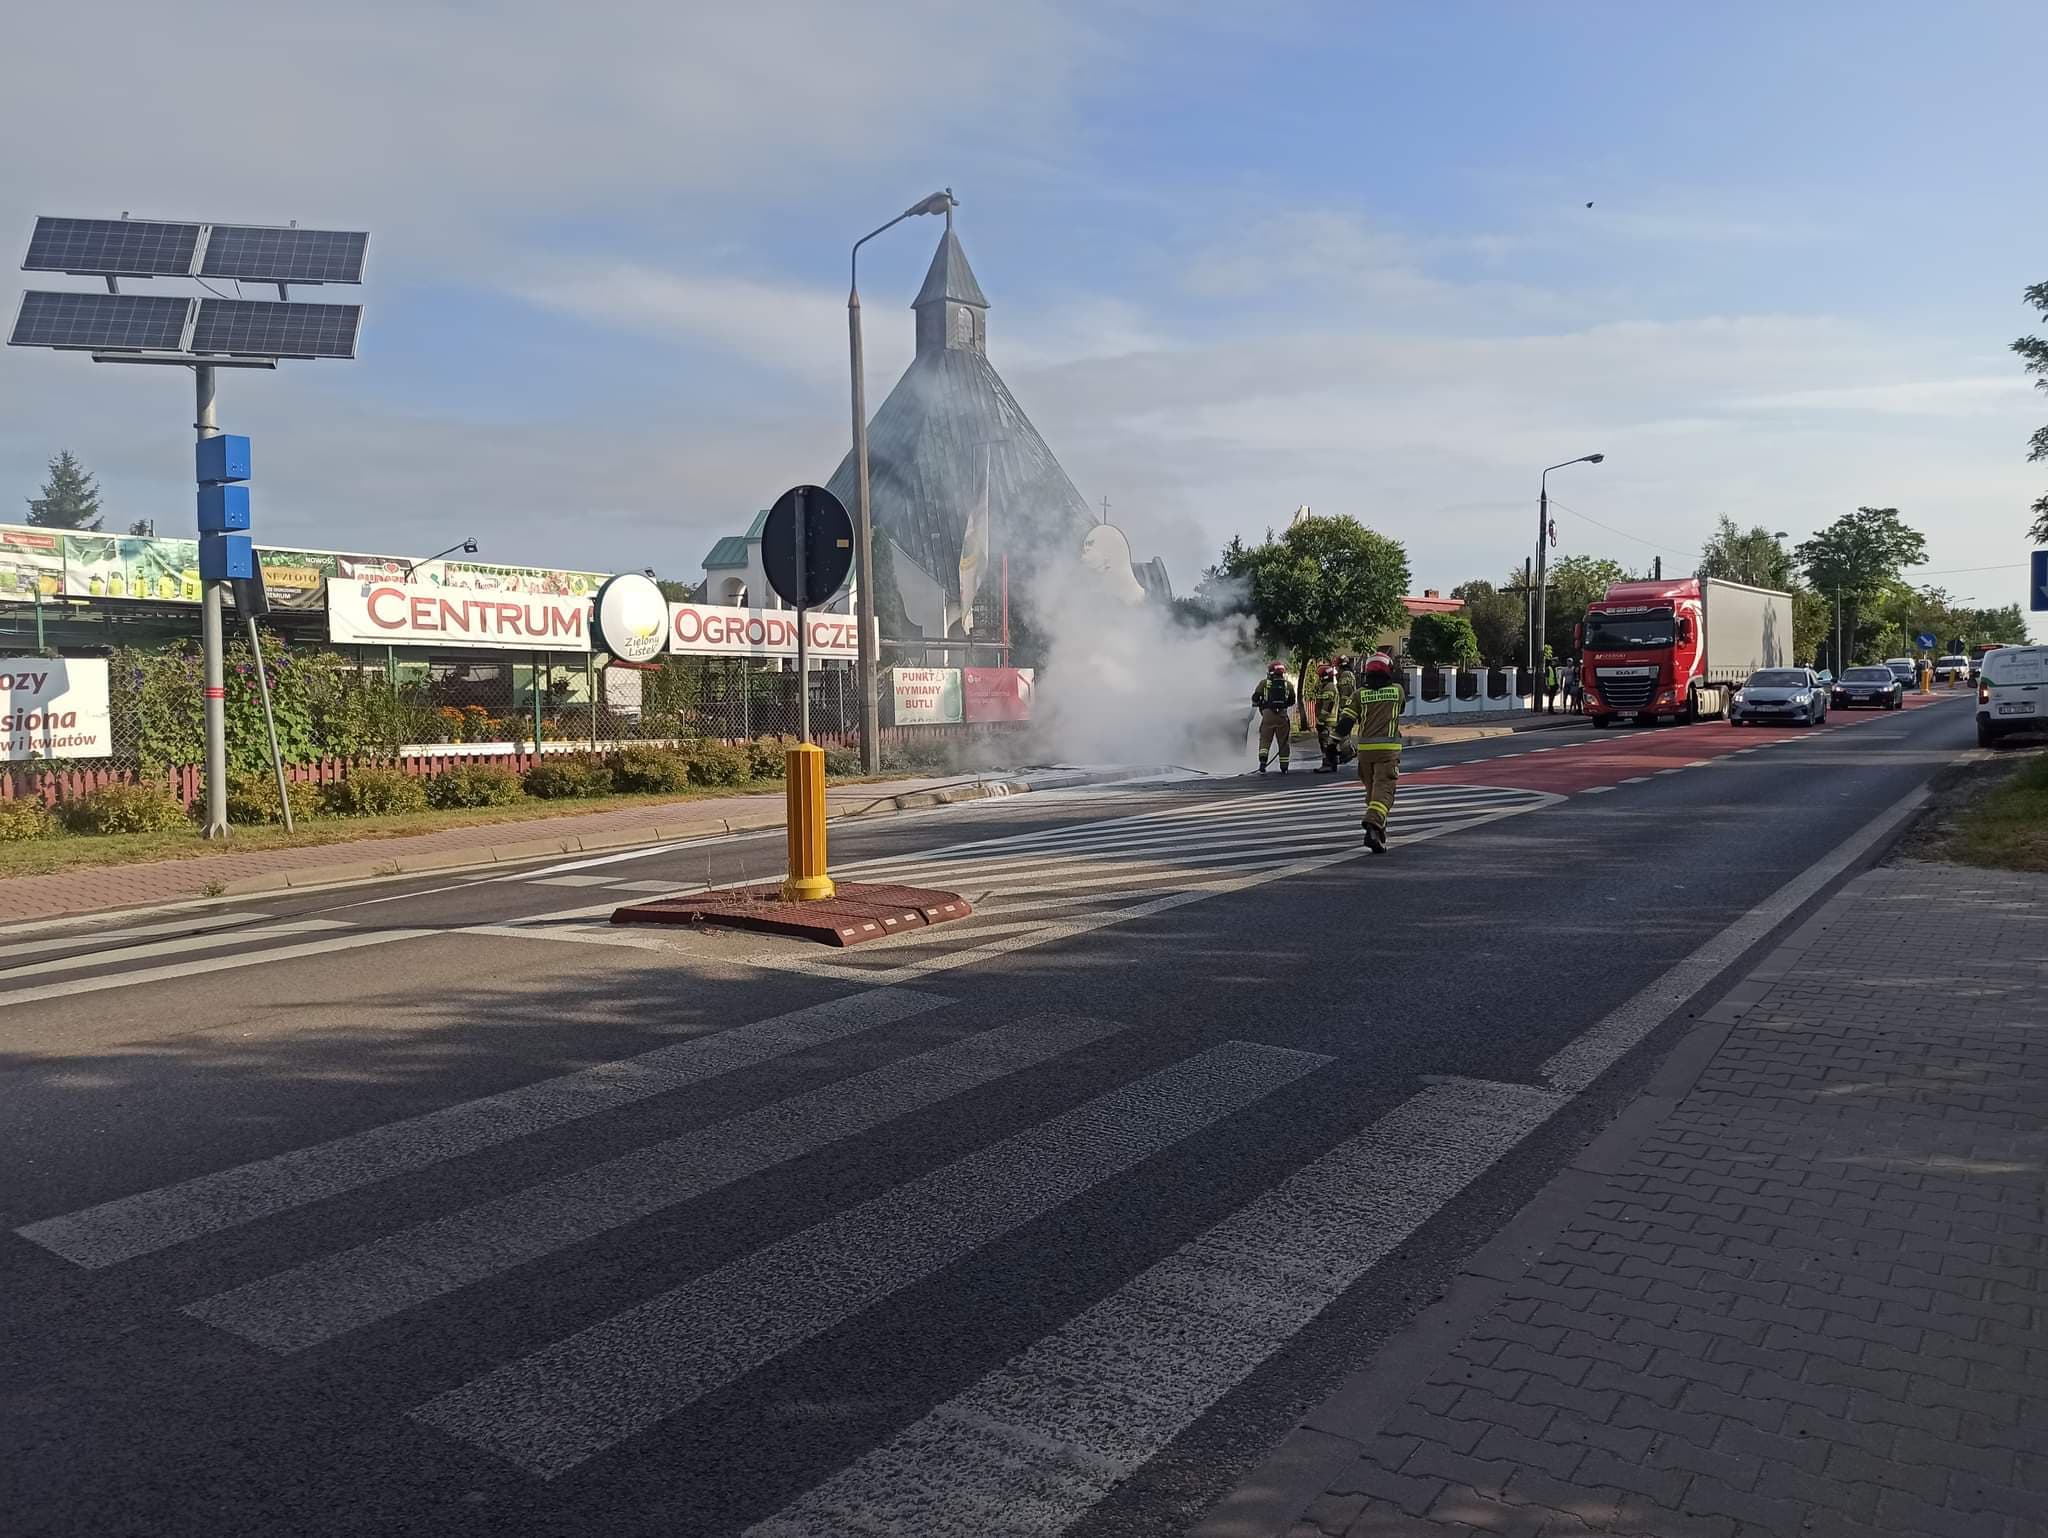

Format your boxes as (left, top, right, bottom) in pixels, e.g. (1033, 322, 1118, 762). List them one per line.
(9, 291, 192, 350)
(199, 227, 368, 285)
(22, 216, 369, 286)
(24, 218, 202, 278)
(191, 299, 361, 360)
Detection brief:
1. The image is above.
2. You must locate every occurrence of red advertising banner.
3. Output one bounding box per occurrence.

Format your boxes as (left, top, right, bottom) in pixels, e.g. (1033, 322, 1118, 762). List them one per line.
(963, 666, 1035, 722)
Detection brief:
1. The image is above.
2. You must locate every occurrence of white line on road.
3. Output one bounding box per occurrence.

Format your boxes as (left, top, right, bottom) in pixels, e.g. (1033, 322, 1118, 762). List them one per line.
(186, 1012, 1129, 1352)
(15, 987, 955, 1269)
(0, 919, 344, 982)
(409, 1039, 1330, 1477)
(745, 1076, 1565, 1538)
(0, 911, 275, 962)
(0, 927, 427, 1015)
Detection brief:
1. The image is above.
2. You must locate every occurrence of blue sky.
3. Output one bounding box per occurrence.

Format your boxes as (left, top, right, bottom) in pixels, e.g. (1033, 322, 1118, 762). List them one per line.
(2, 1, 2043, 630)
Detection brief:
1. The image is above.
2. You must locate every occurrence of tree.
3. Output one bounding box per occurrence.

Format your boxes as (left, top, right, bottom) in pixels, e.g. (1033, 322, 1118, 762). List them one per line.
(1216, 515, 1410, 719)
(1794, 507, 1927, 664)
(26, 451, 102, 531)
(1407, 611, 1480, 667)
(1518, 554, 1630, 660)
(126, 519, 154, 538)
(1451, 578, 1524, 665)
(1696, 515, 1792, 589)
(2011, 280, 2048, 542)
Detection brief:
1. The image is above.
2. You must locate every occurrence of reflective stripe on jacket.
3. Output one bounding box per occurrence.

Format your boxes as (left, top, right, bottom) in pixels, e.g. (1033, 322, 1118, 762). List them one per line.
(1355, 682, 1406, 750)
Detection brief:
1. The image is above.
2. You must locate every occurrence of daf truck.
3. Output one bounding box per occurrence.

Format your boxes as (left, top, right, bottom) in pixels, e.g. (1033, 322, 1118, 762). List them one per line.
(1579, 576, 1793, 727)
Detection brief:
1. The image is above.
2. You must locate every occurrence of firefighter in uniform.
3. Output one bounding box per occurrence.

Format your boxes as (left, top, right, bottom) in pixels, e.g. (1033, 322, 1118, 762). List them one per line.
(1326, 655, 1361, 769)
(1355, 652, 1407, 853)
(1309, 663, 1341, 772)
(1252, 661, 1296, 773)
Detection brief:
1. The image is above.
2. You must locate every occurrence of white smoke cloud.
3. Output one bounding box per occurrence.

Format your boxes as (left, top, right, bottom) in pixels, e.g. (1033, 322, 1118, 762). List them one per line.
(1023, 560, 1260, 773)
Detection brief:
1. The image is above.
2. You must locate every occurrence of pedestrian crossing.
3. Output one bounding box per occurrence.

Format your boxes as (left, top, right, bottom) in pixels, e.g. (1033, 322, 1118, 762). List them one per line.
(16, 986, 1586, 1534)
(483, 780, 1557, 981)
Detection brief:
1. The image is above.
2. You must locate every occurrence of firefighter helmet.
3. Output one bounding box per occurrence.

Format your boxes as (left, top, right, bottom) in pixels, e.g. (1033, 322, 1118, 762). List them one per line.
(1267, 660, 1287, 674)
(1363, 652, 1395, 679)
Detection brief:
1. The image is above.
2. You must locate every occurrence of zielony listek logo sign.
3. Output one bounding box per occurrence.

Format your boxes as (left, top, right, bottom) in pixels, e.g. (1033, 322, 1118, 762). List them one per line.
(593, 573, 669, 664)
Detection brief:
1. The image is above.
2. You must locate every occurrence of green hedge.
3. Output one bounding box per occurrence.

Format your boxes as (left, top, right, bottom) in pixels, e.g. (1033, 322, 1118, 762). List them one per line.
(63, 784, 189, 834)
(425, 764, 525, 809)
(320, 768, 429, 816)
(226, 772, 321, 826)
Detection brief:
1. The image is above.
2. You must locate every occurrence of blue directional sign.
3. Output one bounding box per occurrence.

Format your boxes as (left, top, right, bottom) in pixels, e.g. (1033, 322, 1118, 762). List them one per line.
(1914, 631, 1937, 651)
(2033, 549, 2048, 613)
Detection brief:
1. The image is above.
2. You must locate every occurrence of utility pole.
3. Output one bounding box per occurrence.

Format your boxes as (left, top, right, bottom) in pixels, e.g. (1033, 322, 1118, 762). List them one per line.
(1535, 454, 1603, 681)
(194, 365, 228, 837)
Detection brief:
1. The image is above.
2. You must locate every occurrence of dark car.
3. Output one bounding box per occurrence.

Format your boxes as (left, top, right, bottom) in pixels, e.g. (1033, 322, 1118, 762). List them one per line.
(1831, 665, 1904, 711)
(1731, 668, 1828, 726)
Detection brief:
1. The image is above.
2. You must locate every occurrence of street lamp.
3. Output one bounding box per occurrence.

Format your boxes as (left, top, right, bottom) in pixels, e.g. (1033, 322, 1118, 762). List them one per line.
(403, 537, 478, 576)
(849, 188, 955, 773)
(1533, 454, 1603, 675)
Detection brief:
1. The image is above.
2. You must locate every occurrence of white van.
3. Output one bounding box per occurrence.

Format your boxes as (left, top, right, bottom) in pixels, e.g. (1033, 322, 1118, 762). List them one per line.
(1977, 645, 2047, 747)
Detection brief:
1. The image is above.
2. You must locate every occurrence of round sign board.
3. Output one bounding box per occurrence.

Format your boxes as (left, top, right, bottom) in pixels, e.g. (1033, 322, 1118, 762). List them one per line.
(761, 485, 855, 610)
(593, 572, 669, 664)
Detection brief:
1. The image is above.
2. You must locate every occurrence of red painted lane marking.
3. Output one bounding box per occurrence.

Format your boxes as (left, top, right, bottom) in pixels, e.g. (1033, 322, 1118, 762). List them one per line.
(1406, 696, 1957, 796)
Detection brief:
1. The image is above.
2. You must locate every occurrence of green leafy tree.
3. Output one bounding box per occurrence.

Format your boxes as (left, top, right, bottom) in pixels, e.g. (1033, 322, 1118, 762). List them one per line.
(1450, 578, 1524, 665)
(1958, 604, 2031, 647)
(1406, 611, 1480, 667)
(1513, 554, 1630, 660)
(1696, 515, 1793, 589)
(1794, 507, 1927, 664)
(1218, 516, 1410, 721)
(26, 451, 102, 531)
(2011, 280, 2048, 542)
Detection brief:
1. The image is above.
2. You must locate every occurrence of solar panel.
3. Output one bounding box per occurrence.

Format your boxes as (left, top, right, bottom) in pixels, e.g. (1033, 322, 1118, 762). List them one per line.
(9, 291, 192, 351)
(23, 217, 203, 278)
(199, 225, 369, 285)
(190, 298, 361, 359)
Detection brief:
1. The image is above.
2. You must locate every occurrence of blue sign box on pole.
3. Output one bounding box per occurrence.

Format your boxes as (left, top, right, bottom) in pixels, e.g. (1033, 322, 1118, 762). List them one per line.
(2032, 549, 2048, 613)
(197, 483, 251, 531)
(199, 532, 255, 580)
(196, 434, 251, 485)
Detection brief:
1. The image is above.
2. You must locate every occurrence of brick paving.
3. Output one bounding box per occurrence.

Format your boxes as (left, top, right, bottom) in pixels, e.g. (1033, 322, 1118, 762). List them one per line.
(0, 774, 974, 925)
(1292, 862, 2048, 1538)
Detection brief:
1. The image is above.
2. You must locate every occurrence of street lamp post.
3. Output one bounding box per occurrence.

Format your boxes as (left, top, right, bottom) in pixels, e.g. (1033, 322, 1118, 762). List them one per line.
(849, 189, 955, 774)
(1533, 453, 1604, 680)
(403, 537, 478, 576)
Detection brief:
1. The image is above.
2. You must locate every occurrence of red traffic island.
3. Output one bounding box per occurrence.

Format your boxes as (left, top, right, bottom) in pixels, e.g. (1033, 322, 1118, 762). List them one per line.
(611, 882, 972, 948)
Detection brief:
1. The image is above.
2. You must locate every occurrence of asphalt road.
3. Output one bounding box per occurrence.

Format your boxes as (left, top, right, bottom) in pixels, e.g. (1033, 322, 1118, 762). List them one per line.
(0, 697, 1975, 1538)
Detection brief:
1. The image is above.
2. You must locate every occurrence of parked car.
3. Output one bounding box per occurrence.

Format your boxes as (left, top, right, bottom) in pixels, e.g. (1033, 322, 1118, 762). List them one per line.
(1731, 667, 1829, 726)
(1935, 654, 1968, 682)
(1977, 644, 2048, 748)
(1832, 665, 1904, 710)
(1884, 657, 1917, 689)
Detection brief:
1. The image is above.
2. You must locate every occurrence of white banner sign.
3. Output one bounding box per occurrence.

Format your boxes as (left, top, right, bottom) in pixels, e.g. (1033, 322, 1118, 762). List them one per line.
(892, 666, 963, 725)
(0, 658, 111, 761)
(326, 580, 863, 662)
(666, 603, 858, 661)
(326, 580, 592, 651)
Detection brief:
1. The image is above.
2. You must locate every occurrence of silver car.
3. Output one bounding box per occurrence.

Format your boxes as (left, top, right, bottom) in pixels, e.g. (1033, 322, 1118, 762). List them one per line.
(1731, 667, 1828, 726)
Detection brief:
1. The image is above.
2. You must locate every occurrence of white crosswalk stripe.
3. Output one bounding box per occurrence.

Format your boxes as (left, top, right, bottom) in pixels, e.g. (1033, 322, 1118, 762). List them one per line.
(17, 966, 1638, 1532)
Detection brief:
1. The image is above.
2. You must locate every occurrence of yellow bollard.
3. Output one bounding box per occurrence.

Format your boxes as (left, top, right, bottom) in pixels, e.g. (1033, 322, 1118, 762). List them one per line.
(782, 743, 835, 902)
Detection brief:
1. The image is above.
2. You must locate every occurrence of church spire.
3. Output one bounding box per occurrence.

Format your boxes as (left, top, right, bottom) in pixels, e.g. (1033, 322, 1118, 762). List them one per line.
(912, 224, 989, 357)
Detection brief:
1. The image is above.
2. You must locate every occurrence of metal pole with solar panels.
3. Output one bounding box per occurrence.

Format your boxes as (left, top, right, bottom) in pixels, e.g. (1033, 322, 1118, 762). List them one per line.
(10, 216, 367, 838)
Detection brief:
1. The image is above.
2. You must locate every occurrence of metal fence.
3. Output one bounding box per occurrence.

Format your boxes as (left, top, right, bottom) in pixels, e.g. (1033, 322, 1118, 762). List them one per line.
(0, 628, 1008, 806)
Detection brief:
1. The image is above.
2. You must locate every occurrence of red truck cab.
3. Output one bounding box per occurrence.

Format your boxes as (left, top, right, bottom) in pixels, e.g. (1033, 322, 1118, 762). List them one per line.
(1580, 576, 1790, 727)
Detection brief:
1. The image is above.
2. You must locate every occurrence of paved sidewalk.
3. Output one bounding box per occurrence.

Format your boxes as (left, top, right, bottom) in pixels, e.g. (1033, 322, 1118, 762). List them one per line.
(0, 770, 1107, 925)
(1258, 861, 2048, 1538)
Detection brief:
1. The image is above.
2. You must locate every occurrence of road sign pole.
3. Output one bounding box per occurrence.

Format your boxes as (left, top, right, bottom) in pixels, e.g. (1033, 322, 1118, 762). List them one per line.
(244, 616, 293, 833)
(849, 295, 880, 775)
(795, 487, 811, 745)
(195, 364, 229, 839)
